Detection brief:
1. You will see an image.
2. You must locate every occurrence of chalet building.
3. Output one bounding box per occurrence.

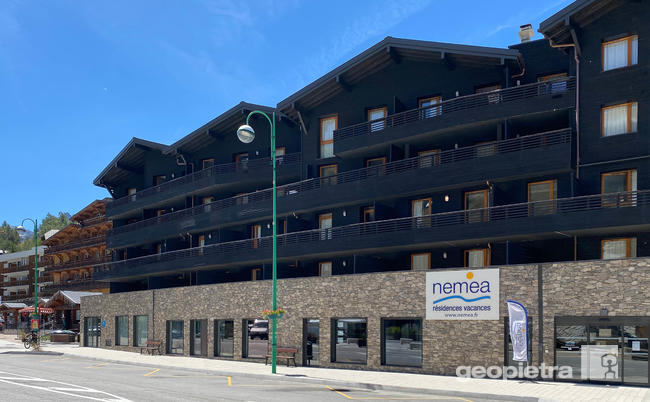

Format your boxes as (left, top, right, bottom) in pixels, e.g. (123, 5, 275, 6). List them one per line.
(0, 247, 48, 304)
(83, 0, 649, 386)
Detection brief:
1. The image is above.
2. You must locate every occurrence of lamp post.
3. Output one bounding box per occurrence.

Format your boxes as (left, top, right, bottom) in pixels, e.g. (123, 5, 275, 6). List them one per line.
(237, 111, 278, 374)
(18, 218, 39, 333)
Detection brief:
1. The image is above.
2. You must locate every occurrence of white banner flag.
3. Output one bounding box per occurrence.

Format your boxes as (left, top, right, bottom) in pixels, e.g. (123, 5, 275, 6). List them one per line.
(507, 300, 528, 362)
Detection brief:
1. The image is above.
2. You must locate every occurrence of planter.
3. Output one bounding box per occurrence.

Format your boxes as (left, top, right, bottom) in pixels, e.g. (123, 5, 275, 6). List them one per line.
(266, 313, 284, 319)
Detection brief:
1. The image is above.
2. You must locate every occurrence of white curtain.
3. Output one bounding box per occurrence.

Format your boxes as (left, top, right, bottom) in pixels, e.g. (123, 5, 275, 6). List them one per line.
(412, 254, 429, 270)
(421, 98, 441, 118)
(604, 40, 628, 71)
(368, 109, 386, 132)
(412, 201, 424, 217)
(631, 36, 638, 65)
(468, 250, 485, 267)
(603, 104, 629, 136)
(320, 118, 335, 158)
(603, 239, 628, 259)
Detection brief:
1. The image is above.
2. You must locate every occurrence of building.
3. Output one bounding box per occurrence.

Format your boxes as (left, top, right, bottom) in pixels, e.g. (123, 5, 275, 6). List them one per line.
(0, 247, 48, 304)
(83, 0, 649, 386)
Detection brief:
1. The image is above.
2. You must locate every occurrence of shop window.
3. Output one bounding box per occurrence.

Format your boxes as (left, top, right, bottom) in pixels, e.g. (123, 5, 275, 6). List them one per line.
(153, 175, 166, 186)
(410, 253, 430, 271)
(418, 149, 440, 168)
(214, 319, 234, 357)
(332, 318, 367, 364)
(115, 316, 129, 346)
(419, 96, 441, 119)
(601, 170, 637, 206)
(243, 318, 268, 358)
(319, 164, 338, 186)
(464, 248, 489, 267)
(318, 261, 332, 277)
(528, 180, 557, 215)
(320, 116, 337, 158)
(367, 107, 387, 132)
(602, 35, 638, 71)
(166, 320, 184, 354)
(602, 102, 638, 137)
(382, 319, 422, 367)
(133, 315, 148, 347)
(319, 213, 333, 240)
(202, 158, 214, 170)
(602, 238, 636, 260)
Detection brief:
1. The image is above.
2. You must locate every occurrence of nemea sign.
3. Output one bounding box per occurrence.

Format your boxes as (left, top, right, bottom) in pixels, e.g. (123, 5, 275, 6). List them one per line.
(425, 269, 499, 320)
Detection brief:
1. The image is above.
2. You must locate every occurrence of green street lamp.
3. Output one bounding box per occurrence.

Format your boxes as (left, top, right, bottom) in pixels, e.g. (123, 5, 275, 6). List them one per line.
(237, 111, 279, 374)
(18, 218, 39, 332)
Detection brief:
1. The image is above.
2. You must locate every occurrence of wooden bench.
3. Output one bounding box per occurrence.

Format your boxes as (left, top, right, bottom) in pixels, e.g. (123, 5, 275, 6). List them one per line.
(140, 340, 162, 355)
(265, 346, 297, 367)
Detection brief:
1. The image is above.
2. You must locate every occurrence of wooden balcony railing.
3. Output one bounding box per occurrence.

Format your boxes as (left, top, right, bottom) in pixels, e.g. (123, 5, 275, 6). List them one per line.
(44, 256, 111, 272)
(45, 235, 106, 254)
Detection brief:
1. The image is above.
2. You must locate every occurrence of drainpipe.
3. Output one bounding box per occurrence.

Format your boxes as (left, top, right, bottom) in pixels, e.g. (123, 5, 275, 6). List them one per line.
(541, 31, 580, 179)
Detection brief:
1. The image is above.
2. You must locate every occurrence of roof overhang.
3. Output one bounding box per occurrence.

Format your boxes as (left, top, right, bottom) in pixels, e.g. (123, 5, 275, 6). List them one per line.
(539, 0, 621, 45)
(277, 36, 522, 119)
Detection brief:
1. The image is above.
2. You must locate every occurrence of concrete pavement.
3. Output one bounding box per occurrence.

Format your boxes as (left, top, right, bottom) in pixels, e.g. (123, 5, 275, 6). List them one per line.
(1, 335, 648, 402)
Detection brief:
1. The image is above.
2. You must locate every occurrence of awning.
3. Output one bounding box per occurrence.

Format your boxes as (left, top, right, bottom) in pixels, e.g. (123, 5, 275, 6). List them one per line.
(18, 307, 54, 314)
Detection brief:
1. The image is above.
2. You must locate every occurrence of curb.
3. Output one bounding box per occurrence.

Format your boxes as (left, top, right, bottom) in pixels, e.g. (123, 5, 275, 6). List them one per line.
(2, 351, 64, 356)
(50, 350, 537, 402)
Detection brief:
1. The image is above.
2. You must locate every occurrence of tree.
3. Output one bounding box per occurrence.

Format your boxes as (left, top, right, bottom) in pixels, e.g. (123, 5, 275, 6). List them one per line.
(38, 212, 70, 235)
(0, 221, 22, 253)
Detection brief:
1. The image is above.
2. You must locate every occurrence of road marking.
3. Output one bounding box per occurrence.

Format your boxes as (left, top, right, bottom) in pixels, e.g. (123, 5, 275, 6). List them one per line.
(0, 370, 131, 401)
(143, 368, 160, 377)
(325, 386, 474, 401)
(227, 376, 232, 386)
(85, 363, 110, 368)
(327, 385, 353, 399)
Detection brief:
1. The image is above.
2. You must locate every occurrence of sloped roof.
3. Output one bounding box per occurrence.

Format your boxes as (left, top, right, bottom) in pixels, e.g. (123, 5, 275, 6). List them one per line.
(46, 290, 103, 306)
(0, 247, 47, 262)
(93, 137, 168, 188)
(539, 0, 620, 45)
(0, 302, 28, 309)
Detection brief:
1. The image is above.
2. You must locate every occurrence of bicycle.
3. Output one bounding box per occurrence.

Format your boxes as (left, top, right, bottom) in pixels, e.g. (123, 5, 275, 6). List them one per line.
(23, 332, 39, 350)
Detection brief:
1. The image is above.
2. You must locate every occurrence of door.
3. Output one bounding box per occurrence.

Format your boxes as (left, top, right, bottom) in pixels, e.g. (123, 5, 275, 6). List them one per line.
(465, 190, 488, 223)
(251, 225, 261, 249)
(303, 319, 320, 366)
(190, 319, 205, 356)
(215, 320, 234, 357)
(84, 316, 100, 348)
(585, 324, 622, 383)
(319, 213, 332, 240)
(623, 324, 649, 385)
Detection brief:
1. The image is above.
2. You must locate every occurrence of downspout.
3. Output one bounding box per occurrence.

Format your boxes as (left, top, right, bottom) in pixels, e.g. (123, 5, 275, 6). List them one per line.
(541, 32, 580, 179)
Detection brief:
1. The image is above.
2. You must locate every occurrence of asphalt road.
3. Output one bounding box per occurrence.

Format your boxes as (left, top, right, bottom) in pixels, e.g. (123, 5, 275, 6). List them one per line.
(0, 353, 503, 402)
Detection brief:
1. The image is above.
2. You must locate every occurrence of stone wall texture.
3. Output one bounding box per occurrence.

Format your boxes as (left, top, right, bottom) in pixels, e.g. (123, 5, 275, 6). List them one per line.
(80, 257, 650, 375)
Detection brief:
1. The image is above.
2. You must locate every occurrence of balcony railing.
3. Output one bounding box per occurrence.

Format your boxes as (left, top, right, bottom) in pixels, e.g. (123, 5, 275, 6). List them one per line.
(44, 256, 112, 272)
(2, 294, 30, 302)
(1, 264, 32, 274)
(108, 152, 302, 208)
(2, 279, 32, 287)
(334, 77, 576, 141)
(96, 190, 647, 276)
(79, 215, 107, 226)
(45, 235, 106, 254)
(41, 279, 102, 293)
(108, 128, 571, 237)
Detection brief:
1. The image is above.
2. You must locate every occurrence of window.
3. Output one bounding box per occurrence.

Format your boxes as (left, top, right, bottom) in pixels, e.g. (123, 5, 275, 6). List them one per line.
(366, 157, 386, 167)
(251, 225, 261, 249)
(155, 244, 162, 254)
(201, 158, 214, 170)
(202, 196, 214, 205)
(166, 320, 184, 354)
(366, 157, 386, 176)
(277, 218, 287, 235)
(319, 164, 338, 186)
(190, 319, 205, 356)
(198, 235, 205, 255)
(133, 315, 148, 347)
(528, 180, 557, 215)
(320, 116, 337, 158)
(602, 170, 637, 206)
(251, 268, 262, 281)
(538, 72, 568, 93)
(411, 198, 431, 217)
(382, 319, 422, 367)
(602, 238, 636, 260)
(318, 261, 332, 277)
(602, 35, 638, 71)
(115, 316, 128, 346)
(156, 209, 165, 217)
(464, 248, 489, 267)
(602, 102, 638, 136)
(243, 318, 268, 358)
(235, 152, 249, 170)
(127, 188, 136, 200)
(319, 213, 333, 240)
(362, 206, 375, 223)
(332, 318, 367, 364)
(476, 84, 501, 104)
(274, 147, 285, 164)
(465, 189, 488, 223)
(153, 175, 166, 186)
(418, 149, 440, 168)
(367, 107, 387, 132)
(214, 319, 234, 357)
(419, 96, 441, 119)
(411, 253, 430, 271)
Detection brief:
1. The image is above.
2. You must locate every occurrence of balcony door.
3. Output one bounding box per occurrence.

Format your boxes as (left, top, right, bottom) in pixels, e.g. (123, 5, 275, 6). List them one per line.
(465, 189, 488, 223)
(251, 225, 261, 249)
(602, 170, 636, 206)
(319, 213, 332, 240)
(412, 198, 431, 228)
(368, 107, 387, 132)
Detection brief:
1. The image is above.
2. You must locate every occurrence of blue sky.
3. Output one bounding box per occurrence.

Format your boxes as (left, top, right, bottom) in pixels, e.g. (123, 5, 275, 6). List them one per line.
(0, 0, 573, 227)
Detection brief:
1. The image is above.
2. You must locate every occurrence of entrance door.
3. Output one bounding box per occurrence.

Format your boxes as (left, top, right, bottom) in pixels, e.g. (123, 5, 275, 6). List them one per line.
(84, 316, 100, 348)
(190, 319, 206, 356)
(623, 324, 649, 385)
(303, 319, 320, 366)
(586, 324, 622, 383)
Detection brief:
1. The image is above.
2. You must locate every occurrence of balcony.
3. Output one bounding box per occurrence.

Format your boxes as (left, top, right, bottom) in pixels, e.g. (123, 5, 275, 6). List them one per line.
(80, 215, 107, 226)
(45, 235, 107, 254)
(44, 256, 112, 272)
(1, 264, 31, 274)
(2, 293, 30, 302)
(107, 129, 572, 249)
(41, 279, 105, 293)
(333, 77, 575, 156)
(95, 190, 650, 281)
(2, 279, 32, 287)
(106, 152, 302, 218)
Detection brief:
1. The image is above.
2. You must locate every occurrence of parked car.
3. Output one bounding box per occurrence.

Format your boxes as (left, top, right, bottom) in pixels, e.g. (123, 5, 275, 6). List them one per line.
(249, 319, 268, 340)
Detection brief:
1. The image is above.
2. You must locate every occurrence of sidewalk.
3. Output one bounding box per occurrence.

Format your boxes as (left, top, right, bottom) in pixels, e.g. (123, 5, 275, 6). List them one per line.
(1, 335, 647, 402)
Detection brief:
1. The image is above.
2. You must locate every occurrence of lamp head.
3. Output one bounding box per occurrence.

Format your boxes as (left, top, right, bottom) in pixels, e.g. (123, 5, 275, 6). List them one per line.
(237, 124, 255, 144)
(16, 225, 25, 232)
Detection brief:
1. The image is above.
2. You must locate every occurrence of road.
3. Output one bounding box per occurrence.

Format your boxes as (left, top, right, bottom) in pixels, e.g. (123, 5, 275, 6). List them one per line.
(0, 352, 502, 402)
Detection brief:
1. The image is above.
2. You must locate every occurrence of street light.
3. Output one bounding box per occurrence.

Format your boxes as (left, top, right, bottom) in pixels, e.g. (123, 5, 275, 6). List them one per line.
(18, 218, 39, 334)
(237, 111, 279, 374)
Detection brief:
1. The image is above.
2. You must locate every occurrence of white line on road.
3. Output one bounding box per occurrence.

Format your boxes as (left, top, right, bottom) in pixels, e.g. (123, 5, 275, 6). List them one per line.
(0, 370, 131, 401)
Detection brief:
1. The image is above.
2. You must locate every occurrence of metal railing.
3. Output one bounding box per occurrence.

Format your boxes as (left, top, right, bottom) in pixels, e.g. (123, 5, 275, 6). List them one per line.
(96, 190, 647, 275)
(334, 77, 576, 141)
(44, 256, 111, 272)
(108, 128, 571, 237)
(109, 152, 301, 208)
(41, 279, 101, 292)
(45, 235, 107, 254)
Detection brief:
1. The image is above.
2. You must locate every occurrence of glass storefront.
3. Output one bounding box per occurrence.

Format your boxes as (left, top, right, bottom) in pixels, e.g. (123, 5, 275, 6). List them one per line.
(190, 319, 206, 356)
(303, 319, 319, 366)
(556, 317, 649, 386)
(214, 320, 234, 357)
(332, 318, 367, 364)
(382, 319, 422, 367)
(84, 316, 100, 348)
(166, 320, 184, 355)
(115, 316, 128, 346)
(134, 315, 148, 347)
(243, 318, 268, 358)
